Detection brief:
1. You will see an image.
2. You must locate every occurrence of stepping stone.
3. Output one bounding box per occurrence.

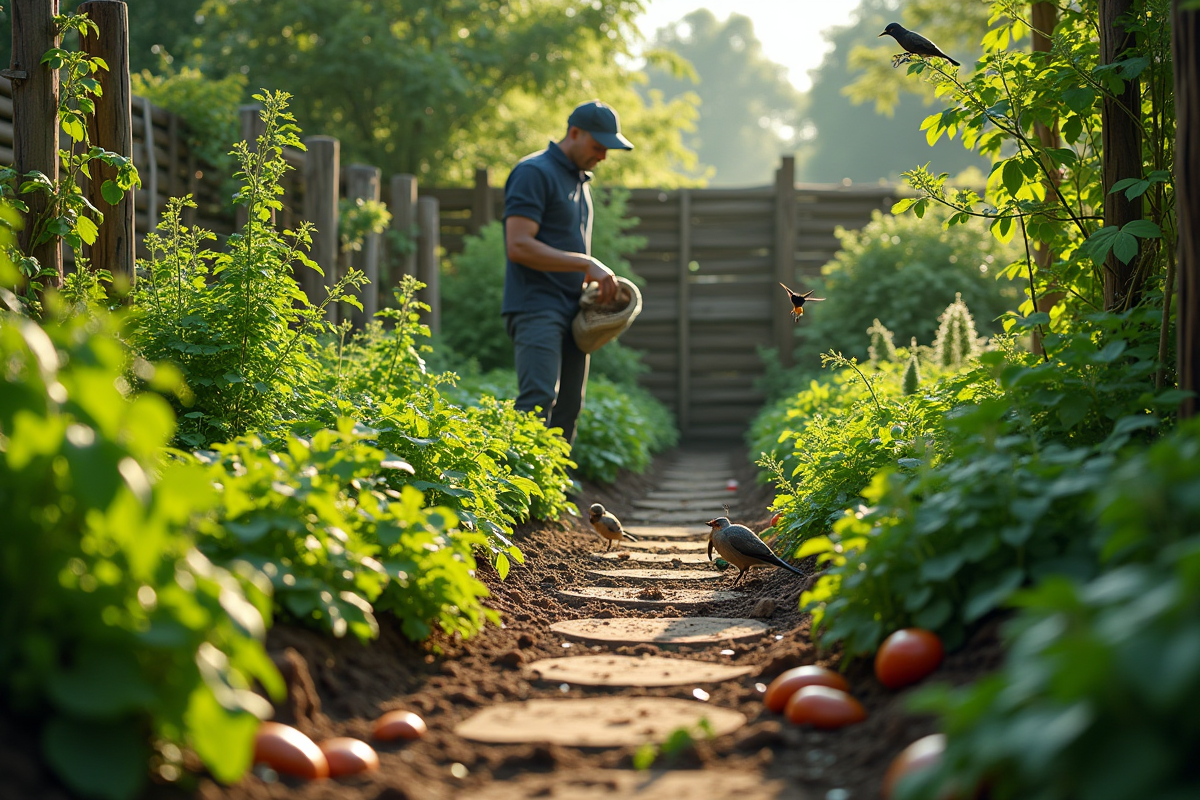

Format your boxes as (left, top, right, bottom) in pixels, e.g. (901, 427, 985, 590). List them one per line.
(556, 586, 739, 608)
(524, 654, 752, 687)
(656, 481, 734, 492)
(453, 697, 745, 747)
(643, 489, 745, 501)
(631, 509, 736, 525)
(590, 551, 712, 565)
(586, 568, 721, 582)
(459, 769, 809, 800)
(552, 617, 771, 646)
(633, 497, 732, 511)
(624, 525, 709, 538)
(622, 540, 707, 552)
(659, 471, 734, 482)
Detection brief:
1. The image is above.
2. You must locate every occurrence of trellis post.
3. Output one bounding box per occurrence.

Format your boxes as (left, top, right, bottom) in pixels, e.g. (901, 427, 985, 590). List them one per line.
(303, 135, 339, 319)
(345, 163, 381, 326)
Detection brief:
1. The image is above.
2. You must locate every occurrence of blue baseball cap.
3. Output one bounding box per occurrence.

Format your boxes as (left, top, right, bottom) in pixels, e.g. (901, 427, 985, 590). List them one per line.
(567, 100, 634, 150)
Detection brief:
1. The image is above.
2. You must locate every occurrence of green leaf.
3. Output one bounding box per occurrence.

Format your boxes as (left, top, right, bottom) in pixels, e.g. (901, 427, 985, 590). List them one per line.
(100, 179, 124, 205)
(1002, 159, 1025, 197)
(495, 552, 510, 580)
(1121, 219, 1162, 239)
(43, 717, 147, 800)
(47, 649, 156, 718)
(185, 684, 260, 784)
(1111, 232, 1139, 264)
(963, 568, 1024, 622)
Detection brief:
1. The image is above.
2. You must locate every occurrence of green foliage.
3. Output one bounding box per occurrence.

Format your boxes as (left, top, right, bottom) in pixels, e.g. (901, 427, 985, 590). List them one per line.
(339, 197, 392, 255)
(193, 425, 497, 642)
(791, 209, 1019, 369)
(932, 292, 979, 367)
(187, 0, 700, 186)
(906, 427, 1200, 799)
(128, 92, 367, 447)
(643, 9, 803, 185)
(867, 317, 898, 363)
(0, 307, 282, 799)
(799, 308, 1179, 657)
(131, 63, 247, 177)
(441, 187, 647, 373)
(0, 12, 139, 309)
(902, 346, 921, 395)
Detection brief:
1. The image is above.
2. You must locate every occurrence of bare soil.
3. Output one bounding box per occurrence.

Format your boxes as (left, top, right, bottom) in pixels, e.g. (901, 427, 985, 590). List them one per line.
(0, 448, 1005, 800)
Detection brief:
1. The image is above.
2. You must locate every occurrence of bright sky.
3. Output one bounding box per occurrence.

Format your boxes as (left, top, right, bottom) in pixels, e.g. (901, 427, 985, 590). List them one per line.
(636, 0, 867, 92)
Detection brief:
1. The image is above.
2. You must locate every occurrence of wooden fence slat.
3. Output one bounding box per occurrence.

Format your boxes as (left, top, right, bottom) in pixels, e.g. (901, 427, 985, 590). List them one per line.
(303, 136, 339, 315)
(773, 156, 797, 366)
(345, 163, 381, 324)
(676, 188, 691, 433)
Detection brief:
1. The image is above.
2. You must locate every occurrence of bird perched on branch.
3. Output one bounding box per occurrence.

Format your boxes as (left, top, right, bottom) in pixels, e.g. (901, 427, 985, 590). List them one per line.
(589, 503, 638, 551)
(879, 22, 960, 67)
(778, 283, 825, 321)
(706, 517, 806, 587)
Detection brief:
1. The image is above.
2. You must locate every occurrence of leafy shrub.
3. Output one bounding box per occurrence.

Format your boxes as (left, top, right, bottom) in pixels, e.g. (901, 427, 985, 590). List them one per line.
(0, 306, 282, 799)
(901, 422, 1200, 800)
(791, 208, 1019, 368)
(194, 424, 498, 642)
(797, 310, 1180, 657)
(128, 92, 366, 448)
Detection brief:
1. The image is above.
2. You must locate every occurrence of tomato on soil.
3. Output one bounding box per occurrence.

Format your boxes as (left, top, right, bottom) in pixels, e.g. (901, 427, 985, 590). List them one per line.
(875, 628, 944, 689)
(764, 665, 849, 713)
(372, 709, 427, 741)
(783, 685, 867, 729)
(253, 722, 329, 780)
(882, 734, 953, 799)
(318, 738, 380, 777)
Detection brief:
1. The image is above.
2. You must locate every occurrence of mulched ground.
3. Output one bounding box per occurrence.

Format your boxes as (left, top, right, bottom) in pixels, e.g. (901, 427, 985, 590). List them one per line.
(0, 448, 1006, 800)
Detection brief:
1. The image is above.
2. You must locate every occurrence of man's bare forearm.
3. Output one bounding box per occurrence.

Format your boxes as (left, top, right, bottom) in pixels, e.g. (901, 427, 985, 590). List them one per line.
(507, 236, 594, 273)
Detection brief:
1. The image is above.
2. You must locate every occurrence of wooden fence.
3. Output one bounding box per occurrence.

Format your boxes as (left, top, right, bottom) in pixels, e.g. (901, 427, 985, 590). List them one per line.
(426, 159, 897, 440)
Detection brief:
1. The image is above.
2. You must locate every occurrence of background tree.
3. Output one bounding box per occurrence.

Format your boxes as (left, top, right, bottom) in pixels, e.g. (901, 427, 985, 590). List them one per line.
(177, 0, 699, 186)
(1177, 0, 1200, 417)
(643, 9, 804, 186)
(799, 0, 988, 184)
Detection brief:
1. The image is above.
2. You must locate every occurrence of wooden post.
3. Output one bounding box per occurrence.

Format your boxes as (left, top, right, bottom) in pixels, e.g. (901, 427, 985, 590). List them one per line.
(390, 173, 417, 278)
(303, 135, 339, 318)
(1101, 0, 1144, 310)
(12, 0, 63, 285)
(417, 195, 440, 333)
(1030, 1, 1064, 354)
(676, 189, 692, 435)
(183, 147, 196, 227)
(140, 96, 158, 230)
(1175, 0, 1200, 418)
(78, 0, 132, 282)
(167, 110, 180, 198)
(470, 166, 493, 234)
(236, 103, 266, 231)
(772, 155, 797, 366)
(345, 163, 381, 326)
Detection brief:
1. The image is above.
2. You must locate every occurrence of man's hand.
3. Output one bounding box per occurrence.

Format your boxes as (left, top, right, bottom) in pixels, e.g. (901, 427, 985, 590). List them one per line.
(507, 216, 618, 303)
(585, 259, 618, 304)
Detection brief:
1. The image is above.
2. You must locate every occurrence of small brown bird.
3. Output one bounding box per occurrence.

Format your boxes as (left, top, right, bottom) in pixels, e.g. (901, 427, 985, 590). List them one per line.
(589, 503, 638, 551)
(707, 517, 806, 587)
(778, 283, 825, 321)
(879, 22, 961, 67)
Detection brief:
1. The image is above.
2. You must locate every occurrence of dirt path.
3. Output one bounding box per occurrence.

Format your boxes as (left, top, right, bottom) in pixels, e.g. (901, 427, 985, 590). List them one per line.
(109, 448, 1000, 800)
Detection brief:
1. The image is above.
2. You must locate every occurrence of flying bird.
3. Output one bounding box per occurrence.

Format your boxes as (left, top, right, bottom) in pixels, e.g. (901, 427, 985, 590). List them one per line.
(879, 22, 961, 67)
(589, 503, 638, 551)
(706, 516, 806, 588)
(778, 283, 825, 321)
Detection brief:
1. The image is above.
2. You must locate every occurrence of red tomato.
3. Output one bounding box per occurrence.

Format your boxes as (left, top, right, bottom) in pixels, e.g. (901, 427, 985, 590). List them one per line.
(770, 512, 783, 527)
(764, 665, 849, 713)
(253, 722, 329, 780)
(875, 628, 944, 689)
(372, 710, 427, 741)
(881, 734, 946, 799)
(783, 685, 867, 729)
(318, 737, 380, 777)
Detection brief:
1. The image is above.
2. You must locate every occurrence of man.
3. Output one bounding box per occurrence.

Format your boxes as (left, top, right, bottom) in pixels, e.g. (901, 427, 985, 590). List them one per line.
(502, 100, 633, 445)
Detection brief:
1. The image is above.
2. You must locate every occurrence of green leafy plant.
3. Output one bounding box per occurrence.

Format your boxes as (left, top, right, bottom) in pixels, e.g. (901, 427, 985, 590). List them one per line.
(0, 303, 282, 800)
(128, 92, 367, 447)
(632, 718, 715, 771)
(193, 423, 498, 642)
(931, 292, 980, 367)
(0, 11, 139, 307)
(868, 317, 898, 363)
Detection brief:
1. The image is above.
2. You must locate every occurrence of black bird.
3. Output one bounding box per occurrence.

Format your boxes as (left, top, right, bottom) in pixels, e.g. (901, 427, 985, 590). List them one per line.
(879, 22, 960, 67)
(778, 283, 825, 321)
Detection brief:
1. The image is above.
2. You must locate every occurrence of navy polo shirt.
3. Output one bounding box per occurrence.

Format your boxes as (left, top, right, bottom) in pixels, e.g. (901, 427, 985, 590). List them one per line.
(502, 141, 593, 318)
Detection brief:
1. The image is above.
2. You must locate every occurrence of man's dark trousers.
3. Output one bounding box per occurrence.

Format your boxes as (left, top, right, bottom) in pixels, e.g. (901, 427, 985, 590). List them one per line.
(506, 309, 589, 444)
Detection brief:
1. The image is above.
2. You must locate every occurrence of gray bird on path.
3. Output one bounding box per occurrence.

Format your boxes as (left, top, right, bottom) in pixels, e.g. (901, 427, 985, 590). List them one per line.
(590, 503, 638, 551)
(706, 517, 806, 587)
(880, 22, 961, 67)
